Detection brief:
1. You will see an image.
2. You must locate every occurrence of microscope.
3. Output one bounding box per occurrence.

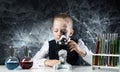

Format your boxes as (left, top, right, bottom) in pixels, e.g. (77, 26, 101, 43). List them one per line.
(53, 30, 72, 70)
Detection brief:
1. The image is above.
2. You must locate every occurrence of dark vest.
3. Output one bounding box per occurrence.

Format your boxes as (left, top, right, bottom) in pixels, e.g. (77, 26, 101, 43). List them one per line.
(48, 39, 80, 65)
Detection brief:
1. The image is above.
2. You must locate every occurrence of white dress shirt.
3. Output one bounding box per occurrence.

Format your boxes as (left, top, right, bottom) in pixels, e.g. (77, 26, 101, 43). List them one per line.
(32, 39, 93, 68)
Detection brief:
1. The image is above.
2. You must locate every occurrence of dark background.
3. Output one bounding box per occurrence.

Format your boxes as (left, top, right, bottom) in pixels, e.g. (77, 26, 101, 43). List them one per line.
(0, 0, 120, 65)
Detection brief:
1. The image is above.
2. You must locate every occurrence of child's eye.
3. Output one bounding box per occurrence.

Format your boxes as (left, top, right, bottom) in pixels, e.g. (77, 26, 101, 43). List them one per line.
(54, 30, 58, 32)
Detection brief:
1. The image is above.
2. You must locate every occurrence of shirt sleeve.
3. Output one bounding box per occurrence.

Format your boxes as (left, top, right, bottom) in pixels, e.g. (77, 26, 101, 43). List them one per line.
(32, 41, 49, 68)
(78, 39, 93, 65)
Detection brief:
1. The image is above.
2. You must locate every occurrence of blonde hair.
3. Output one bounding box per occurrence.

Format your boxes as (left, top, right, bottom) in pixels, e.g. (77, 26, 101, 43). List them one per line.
(52, 13, 73, 29)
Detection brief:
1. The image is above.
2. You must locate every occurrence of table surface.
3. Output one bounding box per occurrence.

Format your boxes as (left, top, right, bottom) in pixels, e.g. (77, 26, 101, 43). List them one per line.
(0, 65, 119, 72)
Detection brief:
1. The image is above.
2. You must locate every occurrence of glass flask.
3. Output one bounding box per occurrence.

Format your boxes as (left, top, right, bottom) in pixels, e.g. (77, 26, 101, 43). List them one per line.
(20, 46, 33, 69)
(5, 46, 19, 70)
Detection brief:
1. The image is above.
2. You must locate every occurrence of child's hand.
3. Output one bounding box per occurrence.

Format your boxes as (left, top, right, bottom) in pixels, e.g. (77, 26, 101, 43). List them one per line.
(44, 59, 59, 67)
(68, 40, 79, 52)
(68, 40, 87, 57)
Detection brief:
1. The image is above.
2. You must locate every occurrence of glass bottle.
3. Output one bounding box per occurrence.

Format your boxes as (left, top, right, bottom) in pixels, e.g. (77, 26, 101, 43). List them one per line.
(5, 46, 19, 70)
(20, 46, 33, 69)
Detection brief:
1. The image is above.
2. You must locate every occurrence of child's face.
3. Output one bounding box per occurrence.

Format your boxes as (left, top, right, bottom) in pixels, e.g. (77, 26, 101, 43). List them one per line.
(52, 18, 73, 42)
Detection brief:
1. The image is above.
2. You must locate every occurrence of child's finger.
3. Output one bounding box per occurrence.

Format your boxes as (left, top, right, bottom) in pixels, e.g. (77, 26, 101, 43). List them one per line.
(70, 48, 75, 52)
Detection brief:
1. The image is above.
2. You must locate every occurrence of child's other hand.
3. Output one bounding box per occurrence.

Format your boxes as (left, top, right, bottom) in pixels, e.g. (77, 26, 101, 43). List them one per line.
(68, 40, 79, 52)
(44, 59, 59, 67)
(68, 40, 87, 57)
